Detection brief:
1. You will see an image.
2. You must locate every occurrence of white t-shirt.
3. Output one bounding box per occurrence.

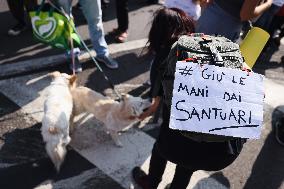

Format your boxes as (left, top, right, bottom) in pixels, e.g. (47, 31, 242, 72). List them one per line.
(273, 0, 284, 7)
(164, 0, 201, 21)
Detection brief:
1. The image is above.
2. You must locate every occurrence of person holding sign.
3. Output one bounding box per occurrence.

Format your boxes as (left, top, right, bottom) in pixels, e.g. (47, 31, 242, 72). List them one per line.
(132, 7, 254, 189)
(131, 8, 196, 189)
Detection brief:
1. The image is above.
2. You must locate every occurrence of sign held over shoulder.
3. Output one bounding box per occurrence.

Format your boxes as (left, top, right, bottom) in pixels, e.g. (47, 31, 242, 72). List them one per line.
(169, 61, 265, 139)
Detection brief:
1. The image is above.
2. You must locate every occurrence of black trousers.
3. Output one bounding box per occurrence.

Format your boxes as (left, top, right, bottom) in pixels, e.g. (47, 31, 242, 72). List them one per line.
(116, 0, 128, 32)
(7, 0, 37, 25)
(148, 143, 194, 189)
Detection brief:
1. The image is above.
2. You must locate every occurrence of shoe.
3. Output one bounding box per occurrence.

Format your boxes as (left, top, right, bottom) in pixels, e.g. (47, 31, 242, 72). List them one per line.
(115, 31, 128, 43)
(96, 55, 119, 69)
(132, 167, 153, 189)
(275, 118, 284, 146)
(8, 23, 26, 36)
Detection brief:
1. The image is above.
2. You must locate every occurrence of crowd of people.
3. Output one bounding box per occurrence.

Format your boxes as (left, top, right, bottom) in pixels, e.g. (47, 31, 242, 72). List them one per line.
(5, 0, 284, 189)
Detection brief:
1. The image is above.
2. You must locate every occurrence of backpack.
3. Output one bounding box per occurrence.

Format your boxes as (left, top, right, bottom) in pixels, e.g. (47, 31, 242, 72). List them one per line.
(29, 2, 81, 50)
(162, 34, 246, 142)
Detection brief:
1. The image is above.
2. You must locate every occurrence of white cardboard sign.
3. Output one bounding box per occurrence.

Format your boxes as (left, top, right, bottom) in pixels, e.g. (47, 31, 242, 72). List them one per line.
(169, 61, 264, 139)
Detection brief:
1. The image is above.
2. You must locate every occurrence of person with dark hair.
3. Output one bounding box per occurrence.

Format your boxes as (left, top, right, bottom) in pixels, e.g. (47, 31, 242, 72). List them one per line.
(147, 8, 195, 99)
(6, 0, 37, 36)
(132, 8, 197, 189)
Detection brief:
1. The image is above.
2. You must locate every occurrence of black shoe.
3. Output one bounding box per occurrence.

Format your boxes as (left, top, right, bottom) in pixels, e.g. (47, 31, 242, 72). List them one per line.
(132, 167, 153, 189)
(8, 23, 27, 36)
(275, 118, 284, 146)
(96, 55, 119, 69)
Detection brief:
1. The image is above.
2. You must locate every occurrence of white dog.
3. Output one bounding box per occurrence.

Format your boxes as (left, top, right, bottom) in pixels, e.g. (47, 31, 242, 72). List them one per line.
(41, 71, 76, 171)
(71, 86, 151, 147)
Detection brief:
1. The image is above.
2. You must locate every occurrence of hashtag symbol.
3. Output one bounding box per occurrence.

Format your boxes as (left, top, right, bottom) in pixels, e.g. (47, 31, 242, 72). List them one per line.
(178, 66, 193, 76)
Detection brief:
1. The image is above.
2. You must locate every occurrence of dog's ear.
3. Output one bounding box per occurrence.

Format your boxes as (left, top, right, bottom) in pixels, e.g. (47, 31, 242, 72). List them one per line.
(69, 74, 77, 88)
(49, 71, 61, 79)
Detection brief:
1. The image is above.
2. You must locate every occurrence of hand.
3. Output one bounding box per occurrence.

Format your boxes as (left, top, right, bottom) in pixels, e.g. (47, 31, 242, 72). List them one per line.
(138, 97, 161, 120)
(138, 108, 153, 120)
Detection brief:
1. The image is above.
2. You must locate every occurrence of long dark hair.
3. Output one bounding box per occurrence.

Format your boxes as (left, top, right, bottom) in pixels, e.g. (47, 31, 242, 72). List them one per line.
(148, 7, 195, 54)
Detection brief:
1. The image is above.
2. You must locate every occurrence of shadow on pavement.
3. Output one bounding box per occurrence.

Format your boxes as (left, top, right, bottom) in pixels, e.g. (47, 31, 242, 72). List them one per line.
(0, 122, 96, 189)
(81, 49, 152, 94)
(192, 172, 230, 189)
(253, 44, 284, 76)
(243, 106, 284, 189)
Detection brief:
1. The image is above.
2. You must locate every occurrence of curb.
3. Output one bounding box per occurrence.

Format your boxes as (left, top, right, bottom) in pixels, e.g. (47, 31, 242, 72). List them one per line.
(0, 38, 148, 79)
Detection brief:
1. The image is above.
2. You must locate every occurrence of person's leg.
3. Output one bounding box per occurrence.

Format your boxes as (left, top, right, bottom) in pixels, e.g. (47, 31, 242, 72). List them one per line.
(23, 0, 37, 12)
(80, 0, 118, 68)
(132, 143, 167, 189)
(115, 0, 128, 42)
(147, 143, 167, 188)
(7, 0, 27, 35)
(169, 165, 194, 189)
(116, 0, 128, 32)
(7, 0, 25, 25)
(79, 0, 108, 56)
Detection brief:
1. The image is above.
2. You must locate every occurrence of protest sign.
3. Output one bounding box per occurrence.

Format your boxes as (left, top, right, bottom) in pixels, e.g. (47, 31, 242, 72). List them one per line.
(169, 61, 264, 139)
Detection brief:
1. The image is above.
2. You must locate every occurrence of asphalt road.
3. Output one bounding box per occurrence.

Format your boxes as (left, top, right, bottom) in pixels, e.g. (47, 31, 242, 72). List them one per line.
(1, 0, 284, 189)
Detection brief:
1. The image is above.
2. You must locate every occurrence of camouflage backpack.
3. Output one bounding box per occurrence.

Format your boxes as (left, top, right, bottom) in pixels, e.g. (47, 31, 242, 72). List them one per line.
(162, 34, 246, 142)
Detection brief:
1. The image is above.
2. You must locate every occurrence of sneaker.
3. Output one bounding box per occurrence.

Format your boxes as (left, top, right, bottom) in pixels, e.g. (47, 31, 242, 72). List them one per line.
(275, 118, 284, 146)
(132, 167, 153, 189)
(8, 23, 27, 36)
(96, 55, 119, 69)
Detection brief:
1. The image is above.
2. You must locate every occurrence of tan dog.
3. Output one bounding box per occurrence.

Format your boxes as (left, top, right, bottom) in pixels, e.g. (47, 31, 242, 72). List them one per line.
(41, 71, 76, 171)
(71, 86, 151, 147)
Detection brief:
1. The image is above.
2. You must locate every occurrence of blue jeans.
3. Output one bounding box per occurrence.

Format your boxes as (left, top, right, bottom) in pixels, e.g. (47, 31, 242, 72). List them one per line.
(196, 1, 242, 42)
(57, 0, 109, 56)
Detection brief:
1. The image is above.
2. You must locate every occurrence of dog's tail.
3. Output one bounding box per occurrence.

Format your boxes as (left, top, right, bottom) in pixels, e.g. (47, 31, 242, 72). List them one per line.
(46, 140, 67, 172)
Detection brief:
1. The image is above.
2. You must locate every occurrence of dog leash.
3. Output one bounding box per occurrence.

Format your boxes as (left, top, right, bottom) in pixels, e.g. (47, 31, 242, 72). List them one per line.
(70, 32, 76, 76)
(47, 0, 121, 100)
